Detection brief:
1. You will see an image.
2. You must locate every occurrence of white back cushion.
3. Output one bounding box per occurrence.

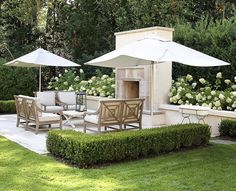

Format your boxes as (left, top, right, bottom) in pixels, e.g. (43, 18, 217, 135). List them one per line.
(58, 92, 76, 105)
(37, 92, 55, 106)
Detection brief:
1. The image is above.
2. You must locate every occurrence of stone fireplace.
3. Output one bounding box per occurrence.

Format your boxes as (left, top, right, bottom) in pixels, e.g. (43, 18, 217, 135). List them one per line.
(115, 26, 174, 113)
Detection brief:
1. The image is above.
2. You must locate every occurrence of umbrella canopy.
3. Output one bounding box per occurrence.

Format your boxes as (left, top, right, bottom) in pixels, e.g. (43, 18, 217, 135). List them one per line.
(85, 35, 230, 120)
(5, 48, 79, 67)
(4, 48, 80, 91)
(86, 36, 230, 67)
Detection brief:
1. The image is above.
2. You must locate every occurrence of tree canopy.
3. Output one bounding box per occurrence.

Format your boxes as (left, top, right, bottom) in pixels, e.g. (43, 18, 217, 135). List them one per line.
(0, 0, 236, 91)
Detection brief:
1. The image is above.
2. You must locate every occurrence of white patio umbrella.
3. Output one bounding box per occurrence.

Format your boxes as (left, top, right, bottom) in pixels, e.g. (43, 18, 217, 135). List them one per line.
(85, 35, 230, 117)
(4, 48, 80, 91)
(86, 36, 230, 67)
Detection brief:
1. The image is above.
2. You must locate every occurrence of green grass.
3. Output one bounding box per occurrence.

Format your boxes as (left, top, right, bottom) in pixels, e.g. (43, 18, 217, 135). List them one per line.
(0, 136, 236, 191)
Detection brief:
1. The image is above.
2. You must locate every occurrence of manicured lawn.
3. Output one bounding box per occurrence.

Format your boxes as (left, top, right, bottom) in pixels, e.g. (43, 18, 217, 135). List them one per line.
(0, 136, 236, 191)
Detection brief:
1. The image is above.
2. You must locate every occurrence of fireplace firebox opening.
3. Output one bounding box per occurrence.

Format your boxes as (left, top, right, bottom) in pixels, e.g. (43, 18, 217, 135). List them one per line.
(123, 81, 139, 99)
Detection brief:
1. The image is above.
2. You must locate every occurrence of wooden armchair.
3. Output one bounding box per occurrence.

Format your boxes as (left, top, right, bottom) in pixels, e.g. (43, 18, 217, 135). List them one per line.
(84, 99, 123, 133)
(83, 98, 144, 133)
(23, 97, 62, 134)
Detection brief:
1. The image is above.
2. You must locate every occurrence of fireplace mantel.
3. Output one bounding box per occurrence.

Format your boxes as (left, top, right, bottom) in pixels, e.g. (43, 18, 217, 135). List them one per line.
(122, 78, 141, 82)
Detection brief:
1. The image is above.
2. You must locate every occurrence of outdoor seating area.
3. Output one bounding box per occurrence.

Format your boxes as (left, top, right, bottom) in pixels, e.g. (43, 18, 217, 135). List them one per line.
(14, 91, 145, 134)
(1, 1, 236, 189)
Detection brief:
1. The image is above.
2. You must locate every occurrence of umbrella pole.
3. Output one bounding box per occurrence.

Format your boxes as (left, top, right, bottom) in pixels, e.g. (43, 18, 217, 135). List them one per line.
(39, 66, 41, 92)
(150, 61, 154, 126)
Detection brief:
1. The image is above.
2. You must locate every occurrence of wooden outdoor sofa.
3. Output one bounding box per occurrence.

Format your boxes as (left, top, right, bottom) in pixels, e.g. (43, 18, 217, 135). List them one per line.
(83, 98, 144, 133)
(14, 95, 62, 134)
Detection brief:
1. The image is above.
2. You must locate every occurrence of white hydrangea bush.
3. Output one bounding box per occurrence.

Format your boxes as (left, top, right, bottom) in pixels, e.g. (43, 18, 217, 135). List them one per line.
(48, 69, 115, 98)
(169, 72, 236, 111)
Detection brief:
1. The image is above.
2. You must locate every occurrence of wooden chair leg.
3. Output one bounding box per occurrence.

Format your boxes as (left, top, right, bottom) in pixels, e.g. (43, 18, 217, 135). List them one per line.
(83, 123, 86, 133)
(59, 120, 62, 130)
(16, 117, 20, 127)
(25, 120, 28, 130)
(139, 122, 142, 129)
(98, 126, 101, 133)
(35, 124, 39, 134)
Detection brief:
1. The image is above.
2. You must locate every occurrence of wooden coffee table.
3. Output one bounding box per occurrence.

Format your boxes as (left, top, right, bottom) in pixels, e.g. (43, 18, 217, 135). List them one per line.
(62, 110, 85, 128)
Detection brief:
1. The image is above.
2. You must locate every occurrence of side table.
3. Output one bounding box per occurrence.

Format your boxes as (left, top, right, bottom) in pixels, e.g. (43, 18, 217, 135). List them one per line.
(62, 110, 85, 128)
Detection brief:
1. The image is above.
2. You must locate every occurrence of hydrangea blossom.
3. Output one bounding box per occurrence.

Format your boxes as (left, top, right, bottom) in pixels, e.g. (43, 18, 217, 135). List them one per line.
(199, 78, 206, 84)
(186, 74, 193, 82)
(224, 79, 231, 85)
(216, 72, 222, 79)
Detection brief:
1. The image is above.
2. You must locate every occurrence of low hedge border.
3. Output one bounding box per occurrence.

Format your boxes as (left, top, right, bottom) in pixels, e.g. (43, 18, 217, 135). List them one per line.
(47, 124, 211, 168)
(219, 119, 236, 137)
(0, 100, 16, 114)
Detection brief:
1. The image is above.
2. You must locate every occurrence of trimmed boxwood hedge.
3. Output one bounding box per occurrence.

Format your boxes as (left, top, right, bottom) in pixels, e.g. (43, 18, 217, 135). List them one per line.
(0, 100, 16, 114)
(47, 124, 211, 168)
(219, 120, 236, 137)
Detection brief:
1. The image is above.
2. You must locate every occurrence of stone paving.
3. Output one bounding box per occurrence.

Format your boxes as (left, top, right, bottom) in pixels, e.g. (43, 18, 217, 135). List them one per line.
(0, 114, 84, 154)
(210, 138, 236, 145)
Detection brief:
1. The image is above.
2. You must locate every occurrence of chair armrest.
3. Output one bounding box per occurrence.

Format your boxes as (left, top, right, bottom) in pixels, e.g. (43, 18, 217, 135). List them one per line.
(56, 100, 67, 106)
(56, 100, 68, 110)
(36, 106, 62, 115)
(41, 104, 47, 111)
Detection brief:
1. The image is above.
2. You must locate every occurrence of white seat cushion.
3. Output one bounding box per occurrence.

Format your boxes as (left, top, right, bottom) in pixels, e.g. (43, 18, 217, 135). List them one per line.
(57, 92, 76, 105)
(37, 92, 56, 106)
(84, 115, 98, 124)
(39, 113, 60, 122)
(45, 106, 64, 112)
(67, 105, 76, 110)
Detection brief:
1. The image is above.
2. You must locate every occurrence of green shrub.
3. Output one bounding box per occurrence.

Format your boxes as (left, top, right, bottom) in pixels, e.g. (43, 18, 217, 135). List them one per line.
(47, 124, 211, 168)
(0, 100, 16, 114)
(0, 66, 37, 100)
(219, 119, 236, 137)
(174, 16, 236, 82)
